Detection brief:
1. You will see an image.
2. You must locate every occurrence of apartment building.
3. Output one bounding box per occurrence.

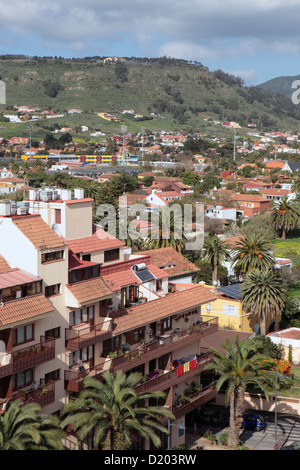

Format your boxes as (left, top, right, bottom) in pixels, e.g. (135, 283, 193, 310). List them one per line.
(0, 191, 219, 450)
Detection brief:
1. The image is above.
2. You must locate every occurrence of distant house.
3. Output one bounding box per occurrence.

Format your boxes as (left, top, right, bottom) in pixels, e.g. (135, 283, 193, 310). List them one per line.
(205, 205, 236, 221)
(259, 188, 296, 202)
(230, 193, 270, 218)
(281, 162, 300, 173)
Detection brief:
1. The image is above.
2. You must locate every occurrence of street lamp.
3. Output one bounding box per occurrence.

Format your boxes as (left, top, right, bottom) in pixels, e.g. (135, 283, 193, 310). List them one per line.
(274, 371, 292, 450)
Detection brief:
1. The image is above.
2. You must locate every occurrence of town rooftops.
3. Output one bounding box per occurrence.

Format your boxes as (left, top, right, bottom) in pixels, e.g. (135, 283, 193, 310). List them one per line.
(0, 294, 54, 327)
(12, 214, 66, 250)
(110, 284, 217, 334)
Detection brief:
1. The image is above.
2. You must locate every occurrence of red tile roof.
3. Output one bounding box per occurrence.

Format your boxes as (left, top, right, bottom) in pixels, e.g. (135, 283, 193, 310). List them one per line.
(0, 269, 42, 289)
(0, 255, 10, 272)
(12, 215, 66, 250)
(67, 229, 125, 254)
(0, 294, 54, 326)
(136, 247, 199, 277)
(66, 277, 112, 305)
(111, 285, 217, 334)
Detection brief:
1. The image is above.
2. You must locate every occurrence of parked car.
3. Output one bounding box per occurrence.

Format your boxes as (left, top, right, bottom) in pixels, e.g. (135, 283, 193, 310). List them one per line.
(281, 441, 300, 450)
(241, 413, 266, 431)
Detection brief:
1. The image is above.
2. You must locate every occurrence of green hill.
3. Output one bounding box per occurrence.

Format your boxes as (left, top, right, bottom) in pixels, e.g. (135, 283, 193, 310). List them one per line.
(1, 56, 300, 139)
(258, 74, 300, 99)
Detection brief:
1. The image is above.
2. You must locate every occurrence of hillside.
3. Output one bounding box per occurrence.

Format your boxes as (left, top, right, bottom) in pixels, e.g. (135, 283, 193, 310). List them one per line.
(258, 74, 300, 99)
(1, 56, 300, 139)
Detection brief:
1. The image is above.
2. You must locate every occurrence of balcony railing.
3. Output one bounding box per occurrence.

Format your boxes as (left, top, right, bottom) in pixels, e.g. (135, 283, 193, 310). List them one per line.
(133, 349, 214, 394)
(0, 338, 56, 378)
(64, 362, 108, 392)
(0, 381, 56, 413)
(171, 382, 217, 419)
(65, 319, 113, 350)
(112, 317, 218, 373)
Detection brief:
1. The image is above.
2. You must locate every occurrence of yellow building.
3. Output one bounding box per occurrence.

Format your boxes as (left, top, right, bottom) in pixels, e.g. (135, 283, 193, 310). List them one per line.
(201, 283, 280, 334)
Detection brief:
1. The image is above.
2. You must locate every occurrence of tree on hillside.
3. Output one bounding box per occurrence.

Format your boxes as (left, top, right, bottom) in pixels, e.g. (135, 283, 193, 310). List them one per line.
(114, 62, 129, 83)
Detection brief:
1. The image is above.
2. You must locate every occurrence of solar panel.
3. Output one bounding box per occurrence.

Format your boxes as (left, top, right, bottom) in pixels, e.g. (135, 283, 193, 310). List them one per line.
(216, 284, 241, 300)
(135, 268, 156, 283)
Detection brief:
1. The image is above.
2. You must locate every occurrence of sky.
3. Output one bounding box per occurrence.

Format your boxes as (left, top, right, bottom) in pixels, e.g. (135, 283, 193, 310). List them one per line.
(1, 0, 300, 86)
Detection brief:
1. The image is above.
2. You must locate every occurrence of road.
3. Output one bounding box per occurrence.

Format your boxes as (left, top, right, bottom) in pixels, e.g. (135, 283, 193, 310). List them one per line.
(189, 410, 300, 450)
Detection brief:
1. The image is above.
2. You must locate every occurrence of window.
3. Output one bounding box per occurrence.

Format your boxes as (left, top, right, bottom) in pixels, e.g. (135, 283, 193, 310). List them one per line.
(54, 209, 61, 224)
(134, 329, 144, 343)
(104, 249, 119, 263)
(0, 281, 42, 302)
(45, 327, 61, 339)
(69, 306, 94, 327)
(45, 369, 60, 383)
(41, 250, 64, 264)
(82, 254, 91, 261)
(69, 346, 94, 367)
(45, 283, 61, 297)
(13, 324, 34, 346)
(69, 265, 100, 284)
(13, 369, 33, 390)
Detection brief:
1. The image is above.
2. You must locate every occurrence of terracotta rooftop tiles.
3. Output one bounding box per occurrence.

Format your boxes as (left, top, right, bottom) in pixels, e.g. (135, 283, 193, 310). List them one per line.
(67, 229, 125, 254)
(12, 215, 66, 250)
(0, 269, 42, 289)
(0, 294, 54, 327)
(230, 193, 269, 202)
(111, 285, 217, 334)
(0, 255, 10, 272)
(102, 263, 167, 291)
(66, 277, 112, 305)
(135, 247, 199, 277)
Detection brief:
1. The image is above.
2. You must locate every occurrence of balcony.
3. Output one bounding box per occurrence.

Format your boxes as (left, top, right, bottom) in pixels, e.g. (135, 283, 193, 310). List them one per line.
(171, 382, 217, 419)
(133, 349, 214, 394)
(65, 319, 113, 350)
(64, 363, 107, 392)
(0, 380, 56, 413)
(0, 338, 56, 378)
(111, 317, 218, 373)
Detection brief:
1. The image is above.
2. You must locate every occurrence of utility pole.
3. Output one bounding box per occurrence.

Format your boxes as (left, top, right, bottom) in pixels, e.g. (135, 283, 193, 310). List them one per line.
(141, 126, 145, 165)
(121, 125, 127, 167)
(233, 128, 236, 162)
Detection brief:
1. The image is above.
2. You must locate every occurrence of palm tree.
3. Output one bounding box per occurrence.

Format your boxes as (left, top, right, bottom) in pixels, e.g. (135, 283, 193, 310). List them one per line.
(61, 370, 175, 450)
(291, 177, 300, 194)
(204, 336, 274, 448)
(0, 400, 66, 450)
(231, 234, 274, 278)
(271, 196, 300, 240)
(201, 234, 231, 285)
(241, 270, 286, 336)
(144, 208, 187, 253)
